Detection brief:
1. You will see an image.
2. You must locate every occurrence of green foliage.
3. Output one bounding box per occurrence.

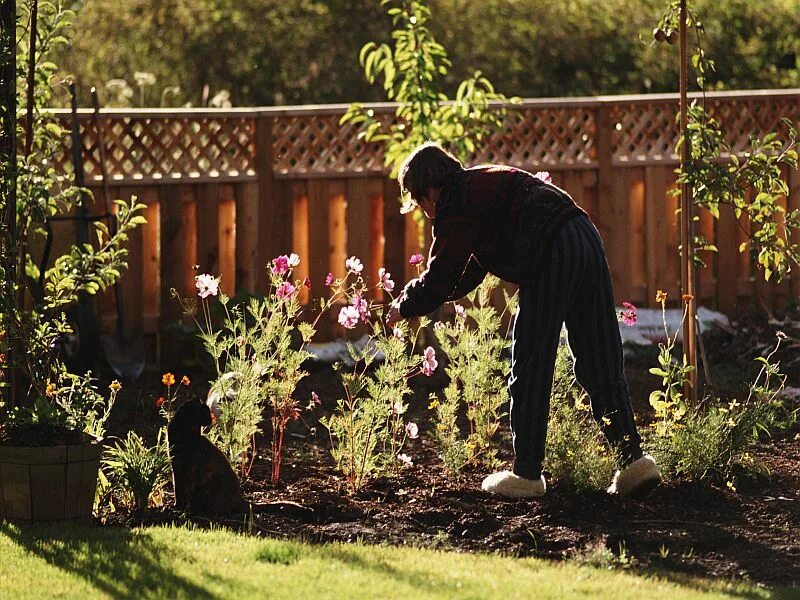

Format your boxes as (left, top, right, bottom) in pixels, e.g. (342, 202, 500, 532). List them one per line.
(322, 318, 426, 493)
(545, 345, 616, 492)
(320, 267, 425, 492)
(181, 257, 320, 484)
(341, 0, 516, 181)
(430, 275, 513, 476)
(102, 430, 172, 514)
(647, 294, 695, 436)
(2, 1, 144, 434)
(646, 298, 797, 485)
(53, 1, 799, 107)
(657, 1, 800, 281)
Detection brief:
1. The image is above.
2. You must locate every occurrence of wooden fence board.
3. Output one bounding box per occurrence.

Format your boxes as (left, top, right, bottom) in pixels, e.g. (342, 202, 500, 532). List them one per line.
(234, 182, 260, 294)
(219, 188, 236, 296)
(159, 185, 190, 363)
(645, 166, 668, 307)
(195, 183, 220, 277)
(347, 178, 383, 297)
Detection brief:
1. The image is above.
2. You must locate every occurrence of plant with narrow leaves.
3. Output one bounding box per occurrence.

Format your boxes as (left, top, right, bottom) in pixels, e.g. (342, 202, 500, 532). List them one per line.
(320, 264, 427, 492)
(545, 345, 615, 492)
(430, 276, 514, 475)
(176, 256, 331, 484)
(102, 430, 171, 514)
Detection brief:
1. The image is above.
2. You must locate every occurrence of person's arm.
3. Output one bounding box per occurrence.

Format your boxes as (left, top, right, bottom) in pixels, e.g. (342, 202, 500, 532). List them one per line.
(446, 257, 488, 301)
(397, 217, 475, 318)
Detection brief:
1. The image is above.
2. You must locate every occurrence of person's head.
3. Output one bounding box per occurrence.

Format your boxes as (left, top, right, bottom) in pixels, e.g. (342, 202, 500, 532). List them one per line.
(398, 142, 463, 216)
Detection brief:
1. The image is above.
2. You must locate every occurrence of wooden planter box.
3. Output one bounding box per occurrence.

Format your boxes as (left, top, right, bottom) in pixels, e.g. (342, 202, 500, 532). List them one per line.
(0, 441, 101, 523)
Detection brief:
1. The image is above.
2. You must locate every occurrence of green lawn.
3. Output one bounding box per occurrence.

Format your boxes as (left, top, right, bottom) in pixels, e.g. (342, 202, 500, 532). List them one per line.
(0, 523, 784, 599)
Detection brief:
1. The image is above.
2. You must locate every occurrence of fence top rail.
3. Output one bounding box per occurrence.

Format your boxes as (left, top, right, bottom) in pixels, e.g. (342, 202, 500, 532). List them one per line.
(45, 88, 800, 119)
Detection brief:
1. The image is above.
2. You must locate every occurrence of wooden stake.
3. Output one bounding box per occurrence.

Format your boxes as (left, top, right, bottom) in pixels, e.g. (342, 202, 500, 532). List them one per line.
(679, 0, 698, 402)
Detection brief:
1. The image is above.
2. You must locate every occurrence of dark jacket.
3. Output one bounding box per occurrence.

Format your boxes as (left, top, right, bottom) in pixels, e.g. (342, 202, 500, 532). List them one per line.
(398, 165, 585, 318)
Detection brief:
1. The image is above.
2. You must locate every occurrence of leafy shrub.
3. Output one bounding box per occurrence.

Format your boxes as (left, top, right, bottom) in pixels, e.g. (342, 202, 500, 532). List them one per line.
(179, 254, 325, 484)
(102, 431, 171, 514)
(545, 345, 615, 492)
(320, 261, 425, 492)
(430, 276, 514, 475)
(646, 292, 797, 485)
(2, 1, 143, 437)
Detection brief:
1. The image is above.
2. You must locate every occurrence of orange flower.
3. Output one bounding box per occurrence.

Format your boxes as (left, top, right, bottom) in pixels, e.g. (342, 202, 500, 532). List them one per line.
(210, 412, 217, 425)
(109, 380, 122, 393)
(681, 294, 694, 303)
(655, 290, 667, 303)
(45, 382, 57, 397)
(162, 372, 175, 386)
(181, 375, 190, 386)
(156, 396, 165, 408)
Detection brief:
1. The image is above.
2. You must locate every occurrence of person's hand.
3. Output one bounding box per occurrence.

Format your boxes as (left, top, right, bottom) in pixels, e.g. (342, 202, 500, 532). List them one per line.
(385, 303, 403, 327)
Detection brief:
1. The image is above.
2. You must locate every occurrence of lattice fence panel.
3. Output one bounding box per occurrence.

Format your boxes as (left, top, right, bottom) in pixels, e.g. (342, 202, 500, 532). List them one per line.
(474, 105, 597, 168)
(53, 115, 256, 181)
(273, 113, 392, 176)
(611, 95, 800, 163)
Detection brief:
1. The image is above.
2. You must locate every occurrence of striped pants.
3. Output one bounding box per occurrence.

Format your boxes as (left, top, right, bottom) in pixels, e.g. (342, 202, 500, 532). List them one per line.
(510, 214, 642, 479)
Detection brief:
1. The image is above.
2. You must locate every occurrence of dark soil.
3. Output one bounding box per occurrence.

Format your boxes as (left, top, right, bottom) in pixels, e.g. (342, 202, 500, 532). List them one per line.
(0, 424, 90, 447)
(99, 314, 800, 589)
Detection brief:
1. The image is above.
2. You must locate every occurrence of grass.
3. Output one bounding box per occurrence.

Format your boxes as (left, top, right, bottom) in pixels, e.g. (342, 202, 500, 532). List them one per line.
(0, 522, 786, 599)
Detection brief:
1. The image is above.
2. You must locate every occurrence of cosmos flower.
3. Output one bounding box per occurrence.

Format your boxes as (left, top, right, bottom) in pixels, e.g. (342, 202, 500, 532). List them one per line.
(195, 274, 220, 298)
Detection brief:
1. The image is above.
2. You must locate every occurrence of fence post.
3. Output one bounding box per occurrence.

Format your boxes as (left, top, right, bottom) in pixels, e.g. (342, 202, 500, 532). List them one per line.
(253, 115, 282, 292)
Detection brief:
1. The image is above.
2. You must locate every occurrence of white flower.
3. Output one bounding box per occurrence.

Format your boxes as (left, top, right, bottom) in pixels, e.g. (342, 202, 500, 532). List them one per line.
(405, 422, 419, 439)
(345, 256, 364, 274)
(454, 304, 466, 320)
(392, 326, 403, 340)
(393, 401, 406, 416)
(195, 273, 220, 298)
(378, 267, 395, 292)
(397, 453, 413, 467)
(287, 253, 301, 267)
(338, 305, 360, 329)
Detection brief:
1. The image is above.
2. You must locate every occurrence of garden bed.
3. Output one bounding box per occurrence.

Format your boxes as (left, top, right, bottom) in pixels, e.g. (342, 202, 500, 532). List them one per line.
(99, 312, 800, 589)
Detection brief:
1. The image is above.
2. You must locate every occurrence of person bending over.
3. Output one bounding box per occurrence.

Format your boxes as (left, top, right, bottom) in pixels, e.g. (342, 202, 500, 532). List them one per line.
(385, 142, 660, 499)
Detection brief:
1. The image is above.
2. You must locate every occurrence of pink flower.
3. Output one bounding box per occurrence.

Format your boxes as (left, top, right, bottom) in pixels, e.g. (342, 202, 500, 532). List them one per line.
(434, 321, 445, 331)
(454, 304, 466, 320)
(378, 267, 395, 293)
(351, 293, 370, 322)
(397, 453, 413, 467)
(195, 274, 220, 298)
(271, 255, 289, 275)
(287, 253, 300, 268)
(409, 253, 424, 266)
(421, 346, 438, 376)
(405, 422, 419, 439)
(276, 281, 297, 300)
(392, 326, 403, 340)
(619, 301, 637, 327)
(311, 391, 321, 405)
(534, 171, 552, 184)
(338, 305, 360, 329)
(325, 272, 335, 286)
(345, 256, 363, 274)
(392, 401, 406, 415)
(303, 276, 312, 289)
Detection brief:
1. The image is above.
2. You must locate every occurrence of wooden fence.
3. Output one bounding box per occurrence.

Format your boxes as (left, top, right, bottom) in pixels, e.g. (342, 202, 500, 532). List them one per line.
(48, 89, 800, 349)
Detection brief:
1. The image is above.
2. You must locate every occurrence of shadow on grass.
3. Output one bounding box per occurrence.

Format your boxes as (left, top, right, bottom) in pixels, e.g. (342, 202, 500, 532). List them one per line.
(1, 522, 217, 598)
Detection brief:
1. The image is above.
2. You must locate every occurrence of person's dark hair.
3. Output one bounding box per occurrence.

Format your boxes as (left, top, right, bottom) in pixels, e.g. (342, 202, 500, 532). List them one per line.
(398, 142, 464, 203)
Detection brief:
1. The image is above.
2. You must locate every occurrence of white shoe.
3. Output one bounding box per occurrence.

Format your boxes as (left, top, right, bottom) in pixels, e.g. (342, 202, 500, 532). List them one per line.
(481, 470, 546, 498)
(607, 455, 661, 498)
